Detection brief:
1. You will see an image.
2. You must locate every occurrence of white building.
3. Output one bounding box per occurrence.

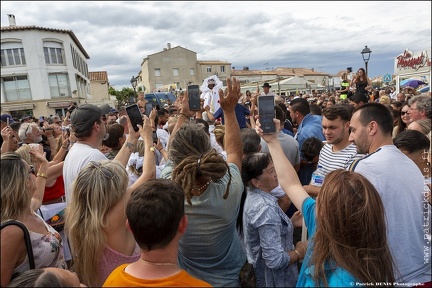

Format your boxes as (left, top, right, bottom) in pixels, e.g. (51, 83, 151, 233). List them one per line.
(1, 14, 91, 119)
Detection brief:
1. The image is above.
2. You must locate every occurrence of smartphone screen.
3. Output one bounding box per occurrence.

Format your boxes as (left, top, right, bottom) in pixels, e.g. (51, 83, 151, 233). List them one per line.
(258, 95, 276, 133)
(145, 103, 153, 117)
(187, 85, 201, 111)
(152, 130, 158, 143)
(126, 104, 143, 132)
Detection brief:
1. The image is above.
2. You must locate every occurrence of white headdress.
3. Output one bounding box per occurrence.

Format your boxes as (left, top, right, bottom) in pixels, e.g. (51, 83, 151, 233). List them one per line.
(127, 152, 144, 170)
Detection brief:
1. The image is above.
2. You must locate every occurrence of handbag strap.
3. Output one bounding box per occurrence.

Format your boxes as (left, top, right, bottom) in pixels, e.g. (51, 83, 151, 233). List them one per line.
(1, 220, 36, 269)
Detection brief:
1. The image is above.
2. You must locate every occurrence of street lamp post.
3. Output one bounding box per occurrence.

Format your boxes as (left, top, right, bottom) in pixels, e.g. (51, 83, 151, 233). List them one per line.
(361, 46, 372, 76)
(130, 76, 138, 104)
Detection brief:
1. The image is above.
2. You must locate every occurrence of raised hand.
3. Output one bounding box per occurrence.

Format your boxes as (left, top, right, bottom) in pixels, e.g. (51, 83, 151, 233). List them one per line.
(219, 77, 241, 112)
(255, 116, 280, 144)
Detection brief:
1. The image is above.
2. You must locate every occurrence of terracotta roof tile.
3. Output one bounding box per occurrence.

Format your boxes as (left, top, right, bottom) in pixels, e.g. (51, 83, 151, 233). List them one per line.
(89, 71, 108, 82)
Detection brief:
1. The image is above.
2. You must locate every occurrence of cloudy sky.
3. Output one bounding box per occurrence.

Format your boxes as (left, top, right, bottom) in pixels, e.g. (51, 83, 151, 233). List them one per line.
(1, 1, 431, 89)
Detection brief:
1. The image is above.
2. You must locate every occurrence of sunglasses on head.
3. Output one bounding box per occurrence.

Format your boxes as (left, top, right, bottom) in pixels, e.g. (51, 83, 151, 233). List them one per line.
(89, 161, 114, 179)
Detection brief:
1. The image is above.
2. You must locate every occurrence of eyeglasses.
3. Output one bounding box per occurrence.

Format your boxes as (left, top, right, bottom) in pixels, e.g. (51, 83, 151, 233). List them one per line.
(89, 161, 114, 179)
(24, 124, 32, 136)
(28, 165, 36, 175)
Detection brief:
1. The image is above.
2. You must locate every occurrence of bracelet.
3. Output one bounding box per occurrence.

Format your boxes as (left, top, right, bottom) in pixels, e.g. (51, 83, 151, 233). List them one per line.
(158, 147, 163, 152)
(62, 145, 68, 149)
(294, 249, 301, 261)
(36, 172, 47, 179)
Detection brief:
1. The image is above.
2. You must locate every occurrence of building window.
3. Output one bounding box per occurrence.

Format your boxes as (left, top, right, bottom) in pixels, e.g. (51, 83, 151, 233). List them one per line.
(154, 68, 161, 77)
(43, 40, 64, 65)
(1, 75, 32, 101)
(173, 68, 179, 77)
(49, 73, 70, 98)
(1, 48, 26, 67)
(44, 47, 64, 64)
(220, 66, 225, 73)
(207, 66, 212, 73)
(190, 68, 195, 76)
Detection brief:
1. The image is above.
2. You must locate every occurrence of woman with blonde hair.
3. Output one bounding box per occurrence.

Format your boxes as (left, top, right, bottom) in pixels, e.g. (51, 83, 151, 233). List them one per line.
(1, 151, 66, 287)
(64, 116, 155, 287)
(255, 118, 396, 286)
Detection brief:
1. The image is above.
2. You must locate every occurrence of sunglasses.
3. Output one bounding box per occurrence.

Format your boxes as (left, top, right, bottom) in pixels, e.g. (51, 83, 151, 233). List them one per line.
(401, 111, 409, 116)
(28, 165, 36, 175)
(89, 161, 114, 179)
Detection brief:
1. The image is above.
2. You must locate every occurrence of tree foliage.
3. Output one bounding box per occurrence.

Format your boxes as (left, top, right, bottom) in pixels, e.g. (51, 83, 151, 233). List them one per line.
(109, 86, 136, 108)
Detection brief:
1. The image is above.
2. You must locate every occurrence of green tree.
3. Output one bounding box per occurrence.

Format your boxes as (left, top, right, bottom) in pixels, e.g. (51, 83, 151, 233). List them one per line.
(109, 86, 136, 108)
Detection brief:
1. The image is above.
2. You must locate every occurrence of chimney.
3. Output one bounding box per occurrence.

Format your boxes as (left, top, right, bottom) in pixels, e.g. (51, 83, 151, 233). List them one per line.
(7, 14, 16, 26)
(167, 43, 171, 49)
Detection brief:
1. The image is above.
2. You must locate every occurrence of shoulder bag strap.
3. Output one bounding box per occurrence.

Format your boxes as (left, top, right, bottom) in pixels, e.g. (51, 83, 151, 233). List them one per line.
(1, 220, 36, 269)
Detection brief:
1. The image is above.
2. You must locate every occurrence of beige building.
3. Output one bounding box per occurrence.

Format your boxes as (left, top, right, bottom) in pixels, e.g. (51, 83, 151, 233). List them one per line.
(138, 43, 231, 93)
(88, 71, 116, 107)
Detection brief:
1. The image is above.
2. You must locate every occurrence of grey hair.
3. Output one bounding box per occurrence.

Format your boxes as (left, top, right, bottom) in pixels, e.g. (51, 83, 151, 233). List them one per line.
(409, 95, 431, 119)
(18, 123, 35, 142)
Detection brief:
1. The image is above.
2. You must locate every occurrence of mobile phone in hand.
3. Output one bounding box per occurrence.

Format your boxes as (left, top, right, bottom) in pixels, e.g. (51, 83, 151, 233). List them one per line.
(258, 95, 276, 133)
(187, 85, 201, 111)
(125, 104, 143, 132)
(145, 103, 154, 117)
(152, 130, 158, 143)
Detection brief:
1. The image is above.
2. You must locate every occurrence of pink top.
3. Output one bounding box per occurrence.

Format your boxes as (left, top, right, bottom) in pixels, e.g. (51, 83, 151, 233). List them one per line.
(98, 244, 141, 286)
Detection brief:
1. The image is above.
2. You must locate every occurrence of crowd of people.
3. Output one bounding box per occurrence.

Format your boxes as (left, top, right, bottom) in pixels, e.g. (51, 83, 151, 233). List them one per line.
(1, 71, 431, 287)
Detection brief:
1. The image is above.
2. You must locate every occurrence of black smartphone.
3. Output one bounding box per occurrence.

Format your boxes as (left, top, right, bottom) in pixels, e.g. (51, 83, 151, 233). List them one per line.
(258, 95, 276, 133)
(187, 84, 201, 111)
(125, 104, 143, 132)
(145, 103, 154, 117)
(152, 130, 158, 143)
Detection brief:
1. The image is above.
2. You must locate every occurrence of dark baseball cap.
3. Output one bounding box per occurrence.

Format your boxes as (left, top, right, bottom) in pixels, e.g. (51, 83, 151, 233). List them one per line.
(1, 114, 14, 124)
(70, 103, 110, 133)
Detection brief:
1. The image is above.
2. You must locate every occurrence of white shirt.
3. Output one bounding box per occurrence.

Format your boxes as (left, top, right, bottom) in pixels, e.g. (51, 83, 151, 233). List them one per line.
(63, 142, 107, 204)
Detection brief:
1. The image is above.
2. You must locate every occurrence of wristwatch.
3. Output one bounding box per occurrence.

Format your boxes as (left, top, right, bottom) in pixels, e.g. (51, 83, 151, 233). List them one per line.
(149, 147, 156, 153)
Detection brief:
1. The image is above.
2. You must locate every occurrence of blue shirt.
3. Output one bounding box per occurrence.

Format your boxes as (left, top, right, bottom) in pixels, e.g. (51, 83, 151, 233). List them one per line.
(294, 114, 325, 158)
(213, 103, 250, 129)
(243, 187, 298, 287)
(297, 197, 359, 287)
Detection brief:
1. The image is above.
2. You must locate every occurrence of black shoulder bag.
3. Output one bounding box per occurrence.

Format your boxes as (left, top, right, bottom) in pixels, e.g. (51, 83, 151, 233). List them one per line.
(1, 220, 35, 269)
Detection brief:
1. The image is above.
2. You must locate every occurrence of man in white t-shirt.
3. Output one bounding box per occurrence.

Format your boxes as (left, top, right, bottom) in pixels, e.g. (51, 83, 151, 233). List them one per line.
(349, 102, 431, 285)
(63, 103, 141, 203)
(303, 104, 364, 196)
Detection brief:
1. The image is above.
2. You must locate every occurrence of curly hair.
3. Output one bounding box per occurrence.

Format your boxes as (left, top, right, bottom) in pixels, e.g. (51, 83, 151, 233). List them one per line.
(170, 122, 231, 205)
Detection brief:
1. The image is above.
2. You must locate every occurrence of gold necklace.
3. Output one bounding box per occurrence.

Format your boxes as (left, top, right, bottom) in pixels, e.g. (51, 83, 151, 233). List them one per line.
(140, 259, 177, 266)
